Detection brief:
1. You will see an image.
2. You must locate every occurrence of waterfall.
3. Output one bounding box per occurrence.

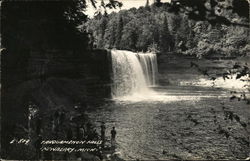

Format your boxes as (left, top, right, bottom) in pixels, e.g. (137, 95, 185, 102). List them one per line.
(110, 49, 158, 98)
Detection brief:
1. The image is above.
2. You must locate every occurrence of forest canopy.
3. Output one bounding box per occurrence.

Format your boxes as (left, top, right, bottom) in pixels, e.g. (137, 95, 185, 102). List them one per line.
(87, 0, 249, 57)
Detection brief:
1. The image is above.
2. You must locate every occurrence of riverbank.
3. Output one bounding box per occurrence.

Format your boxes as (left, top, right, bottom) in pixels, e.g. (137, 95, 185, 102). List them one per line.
(157, 52, 250, 89)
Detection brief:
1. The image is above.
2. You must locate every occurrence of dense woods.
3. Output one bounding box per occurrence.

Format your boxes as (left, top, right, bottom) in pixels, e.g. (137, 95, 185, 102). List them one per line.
(87, 0, 249, 57)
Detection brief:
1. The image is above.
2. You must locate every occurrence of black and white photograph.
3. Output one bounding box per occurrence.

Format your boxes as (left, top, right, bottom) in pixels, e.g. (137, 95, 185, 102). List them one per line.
(1, 0, 250, 160)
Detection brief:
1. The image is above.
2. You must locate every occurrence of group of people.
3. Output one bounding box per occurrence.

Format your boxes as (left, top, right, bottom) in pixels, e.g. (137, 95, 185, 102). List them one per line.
(51, 106, 117, 149)
(28, 102, 118, 160)
(100, 122, 117, 148)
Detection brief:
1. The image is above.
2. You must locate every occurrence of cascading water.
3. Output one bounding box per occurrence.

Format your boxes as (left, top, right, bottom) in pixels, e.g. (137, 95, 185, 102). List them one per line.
(110, 49, 158, 99)
(137, 52, 158, 86)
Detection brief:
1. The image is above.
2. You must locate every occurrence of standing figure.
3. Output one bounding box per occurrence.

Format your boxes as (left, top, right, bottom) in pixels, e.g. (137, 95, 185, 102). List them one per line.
(28, 102, 39, 139)
(111, 127, 116, 148)
(59, 109, 65, 125)
(66, 127, 73, 140)
(34, 134, 42, 159)
(36, 116, 42, 135)
(100, 122, 106, 148)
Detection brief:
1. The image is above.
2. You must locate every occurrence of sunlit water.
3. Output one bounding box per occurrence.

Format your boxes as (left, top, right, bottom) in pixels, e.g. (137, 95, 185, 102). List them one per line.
(111, 49, 158, 98)
(87, 86, 235, 160)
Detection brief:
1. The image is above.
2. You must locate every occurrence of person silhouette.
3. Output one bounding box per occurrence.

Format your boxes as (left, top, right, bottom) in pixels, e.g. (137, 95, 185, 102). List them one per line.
(111, 127, 116, 148)
(34, 134, 42, 159)
(100, 122, 106, 148)
(36, 116, 42, 135)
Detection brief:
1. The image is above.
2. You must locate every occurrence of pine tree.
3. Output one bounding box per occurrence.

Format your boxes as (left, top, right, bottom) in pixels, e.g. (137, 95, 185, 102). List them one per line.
(145, 0, 151, 11)
(97, 15, 108, 48)
(115, 15, 124, 49)
(145, 0, 150, 7)
(160, 15, 172, 52)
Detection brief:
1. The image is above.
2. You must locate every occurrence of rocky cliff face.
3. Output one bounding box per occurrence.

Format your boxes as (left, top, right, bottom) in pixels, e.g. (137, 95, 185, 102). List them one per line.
(2, 48, 111, 113)
(1, 48, 111, 158)
(157, 52, 250, 87)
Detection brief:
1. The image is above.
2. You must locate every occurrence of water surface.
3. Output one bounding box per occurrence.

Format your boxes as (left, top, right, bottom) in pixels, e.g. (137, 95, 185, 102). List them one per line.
(86, 86, 250, 160)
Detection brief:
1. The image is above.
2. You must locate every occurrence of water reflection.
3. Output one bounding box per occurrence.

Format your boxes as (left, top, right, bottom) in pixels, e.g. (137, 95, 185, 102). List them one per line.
(86, 86, 230, 160)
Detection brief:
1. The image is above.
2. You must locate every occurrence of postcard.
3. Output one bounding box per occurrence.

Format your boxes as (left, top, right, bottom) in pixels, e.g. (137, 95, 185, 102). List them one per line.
(1, 0, 249, 160)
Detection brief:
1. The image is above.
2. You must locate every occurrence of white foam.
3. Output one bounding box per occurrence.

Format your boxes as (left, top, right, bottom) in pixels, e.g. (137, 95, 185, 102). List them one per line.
(112, 91, 221, 103)
(180, 74, 249, 90)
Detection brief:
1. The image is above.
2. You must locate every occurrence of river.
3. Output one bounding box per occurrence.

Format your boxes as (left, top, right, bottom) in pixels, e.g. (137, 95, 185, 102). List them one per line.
(87, 85, 250, 160)
(86, 50, 249, 160)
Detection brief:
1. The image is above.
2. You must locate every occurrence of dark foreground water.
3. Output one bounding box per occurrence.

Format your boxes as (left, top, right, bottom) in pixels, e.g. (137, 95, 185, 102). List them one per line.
(86, 86, 250, 160)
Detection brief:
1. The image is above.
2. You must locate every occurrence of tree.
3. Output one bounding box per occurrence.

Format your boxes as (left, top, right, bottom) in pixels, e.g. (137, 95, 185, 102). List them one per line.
(169, 0, 249, 26)
(95, 15, 109, 48)
(145, 0, 151, 11)
(160, 15, 173, 52)
(121, 20, 139, 50)
(232, 0, 249, 18)
(105, 18, 118, 48)
(115, 15, 124, 49)
(154, 0, 163, 7)
(145, 0, 150, 7)
(175, 15, 191, 51)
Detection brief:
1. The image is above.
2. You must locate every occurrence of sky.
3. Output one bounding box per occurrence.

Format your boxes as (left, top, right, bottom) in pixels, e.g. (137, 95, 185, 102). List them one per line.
(85, 0, 171, 17)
